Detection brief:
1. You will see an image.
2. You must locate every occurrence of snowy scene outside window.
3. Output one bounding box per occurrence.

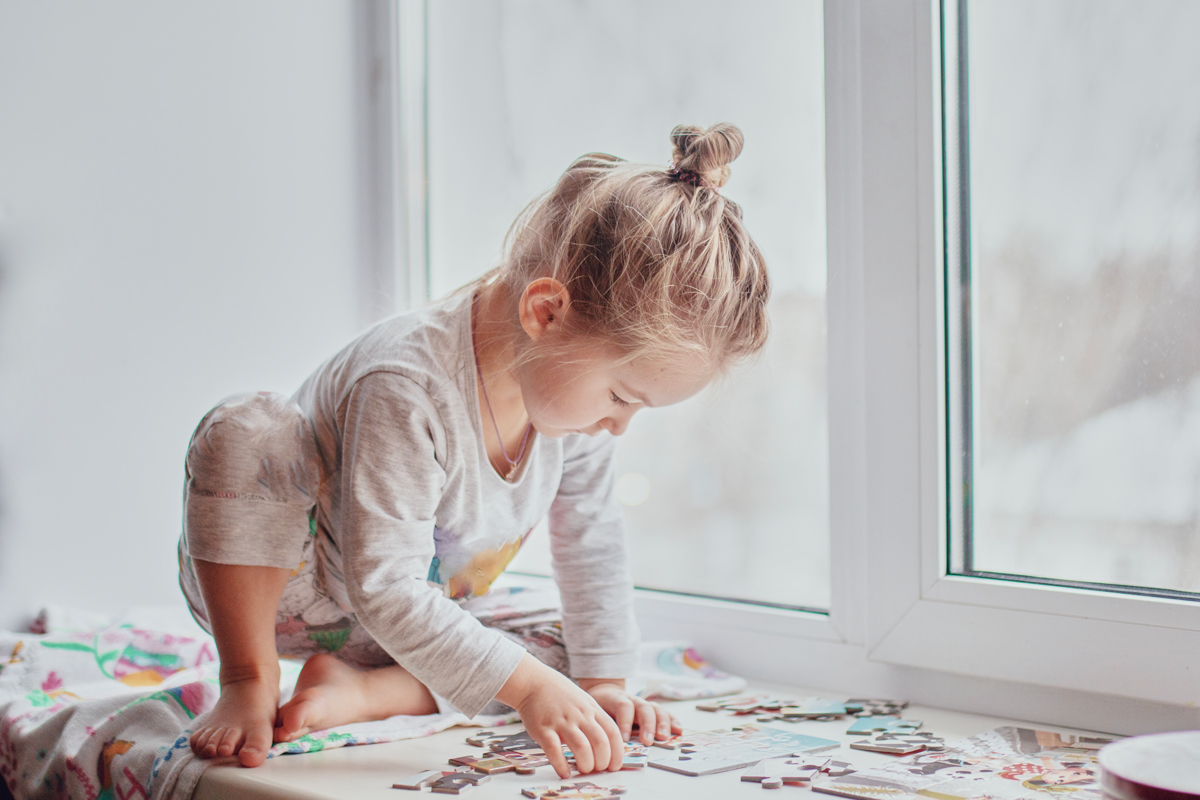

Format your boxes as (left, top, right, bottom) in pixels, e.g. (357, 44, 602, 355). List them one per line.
(961, 0, 1200, 594)
(427, 0, 830, 608)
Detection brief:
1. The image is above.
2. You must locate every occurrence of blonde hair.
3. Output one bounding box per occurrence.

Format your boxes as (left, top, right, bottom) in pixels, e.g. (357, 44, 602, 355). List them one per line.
(495, 122, 770, 370)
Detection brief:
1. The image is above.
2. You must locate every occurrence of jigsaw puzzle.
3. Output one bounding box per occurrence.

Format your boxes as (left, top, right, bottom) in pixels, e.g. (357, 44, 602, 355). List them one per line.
(448, 750, 550, 774)
(742, 756, 830, 786)
(520, 781, 627, 799)
(698, 694, 850, 720)
(846, 716, 923, 735)
(815, 727, 1114, 800)
(844, 699, 908, 717)
(393, 768, 491, 794)
(465, 729, 543, 752)
(850, 731, 946, 756)
(648, 724, 840, 776)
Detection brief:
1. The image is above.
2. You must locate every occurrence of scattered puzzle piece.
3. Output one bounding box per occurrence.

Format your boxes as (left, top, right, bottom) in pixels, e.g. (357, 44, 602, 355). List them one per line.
(447, 751, 549, 775)
(428, 770, 489, 794)
(650, 725, 840, 777)
(742, 756, 829, 787)
(464, 729, 544, 753)
(823, 760, 857, 778)
(845, 716, 922, 735)
(392, 769, 446, 790)
(844, 698, 908, 717)
(779, 699, 849, 719)
(848, 731, 943, 756)
(520, 781, 626, 799)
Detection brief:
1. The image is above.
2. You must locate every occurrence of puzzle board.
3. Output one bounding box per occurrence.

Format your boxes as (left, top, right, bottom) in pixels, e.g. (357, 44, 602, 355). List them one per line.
(648, 724, 840, 777)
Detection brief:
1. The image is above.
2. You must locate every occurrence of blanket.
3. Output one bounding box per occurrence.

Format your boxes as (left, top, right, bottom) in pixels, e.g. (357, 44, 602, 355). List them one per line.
(0, 605, 743, 800)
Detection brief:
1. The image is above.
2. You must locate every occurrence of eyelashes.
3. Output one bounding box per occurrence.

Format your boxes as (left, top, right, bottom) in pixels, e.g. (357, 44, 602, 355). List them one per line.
(610, 391, 631, 407)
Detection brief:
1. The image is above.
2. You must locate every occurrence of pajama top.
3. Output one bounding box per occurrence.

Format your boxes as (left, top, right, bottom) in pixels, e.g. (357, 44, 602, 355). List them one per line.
(290, 289, 639, 716)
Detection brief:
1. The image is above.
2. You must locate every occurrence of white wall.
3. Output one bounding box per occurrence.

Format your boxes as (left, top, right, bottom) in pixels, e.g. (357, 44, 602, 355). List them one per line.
(0, 2, 370, 629)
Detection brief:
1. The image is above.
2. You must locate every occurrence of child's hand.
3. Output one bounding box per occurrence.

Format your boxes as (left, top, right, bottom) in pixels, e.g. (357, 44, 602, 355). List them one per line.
(497, 654, 624, 778)
(578, 679, 682, 746)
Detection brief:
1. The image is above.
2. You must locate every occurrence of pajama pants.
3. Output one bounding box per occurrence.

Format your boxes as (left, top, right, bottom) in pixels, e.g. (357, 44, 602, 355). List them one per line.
(176, 392, 569, 691)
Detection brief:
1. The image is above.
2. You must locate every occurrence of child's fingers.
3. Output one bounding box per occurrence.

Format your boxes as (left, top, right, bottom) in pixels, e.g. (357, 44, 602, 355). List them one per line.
(562, 725, 595, 774)
(581, 717, 613, 773)
(635, 700, 657, 746)
(669, 710, 683, 735)
(655, 707, 673, 741)
(610, 694, 636, 744)
(601, 711, 625, 772)
(538, 728, 571, 779)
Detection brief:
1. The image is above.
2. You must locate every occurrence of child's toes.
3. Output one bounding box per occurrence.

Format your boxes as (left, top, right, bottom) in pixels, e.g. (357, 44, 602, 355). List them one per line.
(189, 727, 212, 755)
(201, 727, 226, 757)
(275, 698, 313, 742)
(215, 727, 243, 757)
(240, 726, 272, 768)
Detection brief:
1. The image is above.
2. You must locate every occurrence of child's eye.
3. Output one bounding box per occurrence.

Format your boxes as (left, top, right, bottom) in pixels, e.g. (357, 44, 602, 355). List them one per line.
(610, 391, 631, 407)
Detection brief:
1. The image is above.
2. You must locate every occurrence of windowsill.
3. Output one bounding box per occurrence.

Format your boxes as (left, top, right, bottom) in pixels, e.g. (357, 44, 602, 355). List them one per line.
(193, 680, 1111, 800)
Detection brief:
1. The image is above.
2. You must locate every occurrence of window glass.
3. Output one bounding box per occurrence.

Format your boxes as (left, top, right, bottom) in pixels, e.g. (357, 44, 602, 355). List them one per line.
(963, 0, 1200, 594)
(428, 0, 829, 608)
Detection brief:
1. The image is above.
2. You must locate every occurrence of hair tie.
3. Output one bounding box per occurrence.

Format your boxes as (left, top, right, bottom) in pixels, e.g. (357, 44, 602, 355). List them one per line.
(667, 161, 716, 191)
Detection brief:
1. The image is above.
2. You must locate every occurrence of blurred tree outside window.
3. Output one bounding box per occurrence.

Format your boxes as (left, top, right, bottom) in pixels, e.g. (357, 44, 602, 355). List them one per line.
(965, 0, 1200, 594)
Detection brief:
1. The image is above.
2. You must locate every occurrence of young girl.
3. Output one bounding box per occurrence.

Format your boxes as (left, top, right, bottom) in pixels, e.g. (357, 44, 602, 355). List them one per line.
(178, 122, 770, 777)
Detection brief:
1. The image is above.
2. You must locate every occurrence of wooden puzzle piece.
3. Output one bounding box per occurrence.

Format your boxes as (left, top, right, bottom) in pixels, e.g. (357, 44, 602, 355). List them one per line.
(428, 770, 490, 794)
(465, 729, 543, 753)
(845, 716, 922, 735)
(649, 725, 840, 776)
(823, 760, 857, 777)
(742, 756, 827, 786)
(447, 751, 550, 775)
(848, 731, 939, 756)
(779, 698, 849, 719)
(392, 769, 446, 790)
(844, 698, 908, 717)
(520, 781, 626, 799)
(465, 729, 547, 753)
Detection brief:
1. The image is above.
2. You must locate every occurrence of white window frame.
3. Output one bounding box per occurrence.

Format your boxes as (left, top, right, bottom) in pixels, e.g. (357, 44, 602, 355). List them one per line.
(387, 0, 1200, 734)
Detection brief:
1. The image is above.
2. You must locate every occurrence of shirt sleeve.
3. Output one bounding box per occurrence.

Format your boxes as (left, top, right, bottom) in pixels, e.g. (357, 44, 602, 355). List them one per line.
(548, 432, 640, 681)
(337, 371, 526, 717)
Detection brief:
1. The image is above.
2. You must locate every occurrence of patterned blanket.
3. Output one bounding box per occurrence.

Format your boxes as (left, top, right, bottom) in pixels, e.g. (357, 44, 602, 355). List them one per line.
(0, 605, 743, 800)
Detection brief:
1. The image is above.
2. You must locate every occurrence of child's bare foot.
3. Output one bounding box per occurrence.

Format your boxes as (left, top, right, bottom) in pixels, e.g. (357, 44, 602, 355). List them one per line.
(275, 653, 437, 742)
(190, 668, 280, 767)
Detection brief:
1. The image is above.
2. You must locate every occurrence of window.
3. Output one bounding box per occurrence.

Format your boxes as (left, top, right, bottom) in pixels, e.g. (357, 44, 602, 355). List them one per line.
(950, 0, 1200, 597)
(393, 0, 1200, 732)
(425, 0, 830, 610)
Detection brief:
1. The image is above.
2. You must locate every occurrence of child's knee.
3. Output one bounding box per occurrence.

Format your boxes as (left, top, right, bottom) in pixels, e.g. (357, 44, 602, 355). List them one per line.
(182, 392, 320, 570)
(186, 392, 319, 503)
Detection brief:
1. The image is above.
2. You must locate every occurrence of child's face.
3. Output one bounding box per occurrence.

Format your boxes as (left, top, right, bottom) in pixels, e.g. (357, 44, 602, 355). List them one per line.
(516, 336, 713, 439)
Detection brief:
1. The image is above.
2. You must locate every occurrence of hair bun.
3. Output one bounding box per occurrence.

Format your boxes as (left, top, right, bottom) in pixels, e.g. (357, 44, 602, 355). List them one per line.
(669, 123, 745, 189)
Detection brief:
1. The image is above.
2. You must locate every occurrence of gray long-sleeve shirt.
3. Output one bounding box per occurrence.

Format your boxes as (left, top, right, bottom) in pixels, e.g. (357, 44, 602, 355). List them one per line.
(291, 290, 639, 716)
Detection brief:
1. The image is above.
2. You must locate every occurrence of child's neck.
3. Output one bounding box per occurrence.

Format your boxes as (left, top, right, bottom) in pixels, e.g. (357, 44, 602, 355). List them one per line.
(472, 285, 532, 476)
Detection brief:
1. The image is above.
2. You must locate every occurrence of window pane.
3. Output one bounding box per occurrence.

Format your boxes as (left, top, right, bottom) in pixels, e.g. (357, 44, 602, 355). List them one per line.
(964, 0, 1200, 594)
(428, 0, 829, 608)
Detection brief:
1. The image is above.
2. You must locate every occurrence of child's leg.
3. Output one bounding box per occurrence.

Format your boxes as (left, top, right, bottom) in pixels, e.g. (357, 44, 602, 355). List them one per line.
(179, 392, 322, 766)
(188, 560, 289, 766)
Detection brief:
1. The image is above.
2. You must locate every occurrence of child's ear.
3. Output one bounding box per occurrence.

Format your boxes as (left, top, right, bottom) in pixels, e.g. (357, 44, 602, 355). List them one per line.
(519, 278, 570, 341)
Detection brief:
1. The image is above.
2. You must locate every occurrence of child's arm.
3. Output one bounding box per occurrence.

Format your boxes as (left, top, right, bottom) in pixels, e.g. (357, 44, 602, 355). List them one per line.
(336, 374, 529, 714)
(335, 374, 636, 776)
(548, 434, 680, 745)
